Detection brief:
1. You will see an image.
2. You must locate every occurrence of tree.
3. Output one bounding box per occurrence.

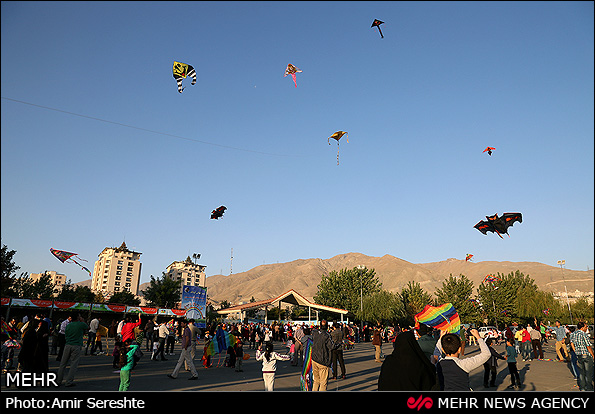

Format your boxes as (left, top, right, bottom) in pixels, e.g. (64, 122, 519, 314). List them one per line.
(55, 281, 96, 302)
(434, 274, 481, 325)
(109, 290, 140, 306)
(1, 243, 24, 297)
(398, 281, 434, 326)
(314, 267, 382, 317)
(360, 289, 404, 323)
(141, 273, 181, 308)
(15, 272, 57, 300)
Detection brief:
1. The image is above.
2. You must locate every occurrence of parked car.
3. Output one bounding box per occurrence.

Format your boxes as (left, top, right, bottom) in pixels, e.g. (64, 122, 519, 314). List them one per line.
(478, 326, 497, 339)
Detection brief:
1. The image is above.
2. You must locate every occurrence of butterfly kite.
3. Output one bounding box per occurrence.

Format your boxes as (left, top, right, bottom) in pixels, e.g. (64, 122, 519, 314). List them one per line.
(483, 147, 496, 156)
(284, 64, 302, 88)
(371, 19, 385, 38)
(415, 303, 460, 334)
(328, 131, 348, 165)
(173, 61, 197, 93)
(210, 205, 227, 220)
(474, 212, 522, 238)
(50, 248, 92, 277)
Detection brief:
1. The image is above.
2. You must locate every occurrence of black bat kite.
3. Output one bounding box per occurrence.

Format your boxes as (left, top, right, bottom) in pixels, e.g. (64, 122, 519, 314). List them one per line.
(474, 212, 522, 238)
(210, 206, 227, 220)
(371, 19, 384, 38)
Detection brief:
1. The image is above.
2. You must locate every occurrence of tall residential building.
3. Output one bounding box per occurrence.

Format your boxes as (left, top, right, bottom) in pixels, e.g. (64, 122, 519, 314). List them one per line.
(165, 256, 207, 296)
(29, 270, 67, 290)
(91, 242, 142, 296)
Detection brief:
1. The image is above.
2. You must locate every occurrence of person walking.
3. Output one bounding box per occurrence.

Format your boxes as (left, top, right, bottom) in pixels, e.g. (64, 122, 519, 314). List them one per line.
(56, 313, 88, 387)
(372, 323, 383, 363)
(330, 322, 346, 379)
(569, 321, 594, 391)
(186, 319, 200, 371)
(483, 338, 505, 388)
(167, 319, 198, 380)
(156, 320, 169, 361)
(56, 315, 72, 362)
(505, 337, 522, 390)
(311, 320, 339, 391)
(530, 323, 543, 359)
(86, 316, 100, 355)
(255, 342, 290, 391)
(548, 321, 570, 362)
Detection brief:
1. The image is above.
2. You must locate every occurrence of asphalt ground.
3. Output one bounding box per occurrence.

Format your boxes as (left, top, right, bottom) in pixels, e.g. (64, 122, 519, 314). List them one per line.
(1, 336, 587, 392)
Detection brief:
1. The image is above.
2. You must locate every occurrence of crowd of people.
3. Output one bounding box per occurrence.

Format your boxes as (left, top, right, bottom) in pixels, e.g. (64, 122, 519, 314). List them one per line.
(1, 312, 593, 392)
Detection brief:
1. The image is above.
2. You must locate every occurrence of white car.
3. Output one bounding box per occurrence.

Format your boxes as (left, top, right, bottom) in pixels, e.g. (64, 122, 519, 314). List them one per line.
(478, 326, 497, 339)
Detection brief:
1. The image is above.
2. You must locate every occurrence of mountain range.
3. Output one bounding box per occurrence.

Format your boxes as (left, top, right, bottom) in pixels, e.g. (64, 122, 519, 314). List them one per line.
(203, 252, 594, 304)
(74, 252, 593, 306)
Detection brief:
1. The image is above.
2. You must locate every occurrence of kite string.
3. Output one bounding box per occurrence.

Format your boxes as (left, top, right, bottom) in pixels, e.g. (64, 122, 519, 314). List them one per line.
(1, 97, 294, 157)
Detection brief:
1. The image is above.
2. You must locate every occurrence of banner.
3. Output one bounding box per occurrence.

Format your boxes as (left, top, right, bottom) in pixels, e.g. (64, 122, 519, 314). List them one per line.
(180, 285, 207, 328)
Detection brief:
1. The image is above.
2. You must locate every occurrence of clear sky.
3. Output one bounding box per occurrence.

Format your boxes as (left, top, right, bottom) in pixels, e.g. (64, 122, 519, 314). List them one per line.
(2, 1, 593, 287)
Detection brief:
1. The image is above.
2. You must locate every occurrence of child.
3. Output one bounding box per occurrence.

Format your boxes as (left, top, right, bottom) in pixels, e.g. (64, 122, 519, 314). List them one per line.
(118, 338, 139, 391)
(505, 337, 521, 390)
(287, 338, 296, 366)
(255, 342, 291, 391)
(112, 341, 123, 371)
(151, 340, 159, 360)
(234, 340, 244, 372)
(436, 328, 491, 391)
(94, 331, 104, 355)
(483, 338, 505, 388)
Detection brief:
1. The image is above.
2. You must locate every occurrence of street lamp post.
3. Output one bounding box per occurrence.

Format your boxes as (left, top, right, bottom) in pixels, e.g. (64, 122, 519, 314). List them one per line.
(357, 265, 365, 333)
(557, 260, 573, 324)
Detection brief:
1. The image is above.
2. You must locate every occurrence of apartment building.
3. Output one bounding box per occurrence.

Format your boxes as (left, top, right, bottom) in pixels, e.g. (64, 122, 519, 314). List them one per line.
(29, 270, 67, 290)
(91, 242, 142, 296)
(165, 256, 207, 296)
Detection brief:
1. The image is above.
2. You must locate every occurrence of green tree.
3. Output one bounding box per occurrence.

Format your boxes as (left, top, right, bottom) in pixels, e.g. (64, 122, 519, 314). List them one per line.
(109, 290, 141, 306)
(140, 273, 181, 308)
(398, 281, 434, 326)
(1, 243, 24, 297)
(360, 289, 404, 323)
(314, 267, 382, 316)
(55, 282, 96, 302)
(15, 272, 57, 300)
(478, 270, 537, 327)
(434, 274, 481, 325)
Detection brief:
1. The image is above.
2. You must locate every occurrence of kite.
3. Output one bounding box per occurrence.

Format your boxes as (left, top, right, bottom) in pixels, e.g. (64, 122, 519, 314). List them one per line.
(465, 254, 474, 262)
(300, 337, 314, 391)
(173, 61, 197, 93)
(328, 131, 348, 165)
(414, 303, 460, 334)
(50, 248, 92, 277)
(371, 19, 385, 38)
(210, 206, 227, 220)
(482, 274, 501, 286)
(284, 64, 302, 88)
(483, 147, 496, 156)
(474, 212, 522, 238)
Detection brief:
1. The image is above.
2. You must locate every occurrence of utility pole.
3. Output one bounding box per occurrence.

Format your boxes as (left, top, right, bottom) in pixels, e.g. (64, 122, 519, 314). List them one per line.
(557, 260, 573, 323)
(230, 248, 233, 275)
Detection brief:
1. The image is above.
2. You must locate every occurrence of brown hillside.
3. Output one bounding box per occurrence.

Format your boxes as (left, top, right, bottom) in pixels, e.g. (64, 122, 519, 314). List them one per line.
(205, 253, 594, 304)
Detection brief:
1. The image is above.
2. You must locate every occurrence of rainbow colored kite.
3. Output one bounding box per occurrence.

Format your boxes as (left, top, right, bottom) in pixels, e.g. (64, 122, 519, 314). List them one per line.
(300, 338, 313, 391)
(482, 274, 501, 286)
(414, 303, 460, 334)
(50, 248, 92, 277)
(206, 327, 237, 357)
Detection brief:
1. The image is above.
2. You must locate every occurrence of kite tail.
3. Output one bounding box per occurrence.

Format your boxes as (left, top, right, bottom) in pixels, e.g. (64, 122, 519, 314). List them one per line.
(337, 144, 340, 165)
(378, 27, 384, 38)
(292, 73, 297, 88)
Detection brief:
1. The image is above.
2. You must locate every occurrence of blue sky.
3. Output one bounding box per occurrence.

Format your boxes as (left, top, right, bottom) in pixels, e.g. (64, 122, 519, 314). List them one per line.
(2, 1, 593, 287)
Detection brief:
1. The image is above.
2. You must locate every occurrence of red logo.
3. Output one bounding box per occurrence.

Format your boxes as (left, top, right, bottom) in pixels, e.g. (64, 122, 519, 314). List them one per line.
(407, 395, 433, 411)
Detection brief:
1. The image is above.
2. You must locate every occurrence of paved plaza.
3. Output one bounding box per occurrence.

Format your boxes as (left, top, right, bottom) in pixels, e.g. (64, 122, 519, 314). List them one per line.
(1, 336, 586, 392)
